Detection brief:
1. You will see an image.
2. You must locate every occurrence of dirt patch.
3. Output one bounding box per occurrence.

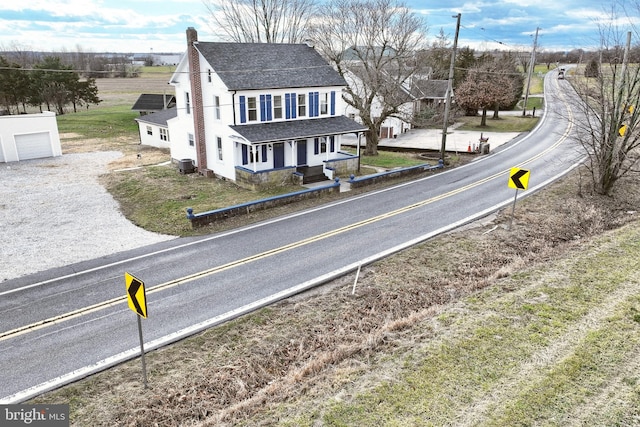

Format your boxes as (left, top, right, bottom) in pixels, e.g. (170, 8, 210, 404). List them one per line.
(31, 167, 640, 426)
(61, 134, 170, 170)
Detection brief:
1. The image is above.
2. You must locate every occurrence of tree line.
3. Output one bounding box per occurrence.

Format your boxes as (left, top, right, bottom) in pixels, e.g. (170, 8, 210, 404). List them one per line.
(0, 55, 101, 115)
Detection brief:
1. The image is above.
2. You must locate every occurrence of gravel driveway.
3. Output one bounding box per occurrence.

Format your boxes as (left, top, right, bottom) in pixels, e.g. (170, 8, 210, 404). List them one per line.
(0, 152, 174, 282)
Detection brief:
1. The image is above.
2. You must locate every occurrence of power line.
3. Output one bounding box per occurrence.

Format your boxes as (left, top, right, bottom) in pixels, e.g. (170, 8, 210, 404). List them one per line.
(460, 24, 510, 48)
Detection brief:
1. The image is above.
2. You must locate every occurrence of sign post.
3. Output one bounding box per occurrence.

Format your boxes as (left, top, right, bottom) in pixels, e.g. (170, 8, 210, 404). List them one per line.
(507, 167, 531, 230)
(125, 272, 148, 388)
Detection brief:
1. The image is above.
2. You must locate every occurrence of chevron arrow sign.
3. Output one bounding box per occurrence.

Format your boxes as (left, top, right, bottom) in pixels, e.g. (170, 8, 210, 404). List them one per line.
(508, 167, 530, 190)
(125, 272, 148, 318)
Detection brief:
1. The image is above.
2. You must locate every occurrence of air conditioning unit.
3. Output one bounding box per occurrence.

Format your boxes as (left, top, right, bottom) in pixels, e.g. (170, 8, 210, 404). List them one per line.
(178, 159, 195, 174)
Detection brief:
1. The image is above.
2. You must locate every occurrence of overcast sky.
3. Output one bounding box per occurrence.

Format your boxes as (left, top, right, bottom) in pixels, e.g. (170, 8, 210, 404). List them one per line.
(1, 1, 637, 54)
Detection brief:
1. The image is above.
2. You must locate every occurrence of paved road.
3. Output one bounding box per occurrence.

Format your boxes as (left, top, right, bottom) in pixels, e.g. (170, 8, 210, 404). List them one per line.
(0, 70, 583, 403)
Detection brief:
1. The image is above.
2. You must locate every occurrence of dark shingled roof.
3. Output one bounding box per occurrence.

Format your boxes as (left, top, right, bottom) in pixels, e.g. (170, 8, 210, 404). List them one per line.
(230, 116, 367, 144)
(132, 94, 176, 111)
(196, 42, 347, 91)
(134, 107, 177, 126)
(409, 80, 449, 100)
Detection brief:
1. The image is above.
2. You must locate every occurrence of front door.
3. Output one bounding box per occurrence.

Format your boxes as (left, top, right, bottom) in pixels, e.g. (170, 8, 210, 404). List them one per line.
(273, 142, 285, 168)
(297, 140, 307, 166)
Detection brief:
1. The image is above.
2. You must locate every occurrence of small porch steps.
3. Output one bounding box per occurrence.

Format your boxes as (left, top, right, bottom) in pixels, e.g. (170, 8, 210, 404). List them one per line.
(297, 165, 329, 184)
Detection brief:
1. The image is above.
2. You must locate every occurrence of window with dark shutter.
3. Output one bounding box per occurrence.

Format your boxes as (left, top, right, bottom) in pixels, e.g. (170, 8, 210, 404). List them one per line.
(239, 96, 247, 123)
(241, 144, 248, 164)
(260, 95, 273, 121)
(330, 91, 336, 115)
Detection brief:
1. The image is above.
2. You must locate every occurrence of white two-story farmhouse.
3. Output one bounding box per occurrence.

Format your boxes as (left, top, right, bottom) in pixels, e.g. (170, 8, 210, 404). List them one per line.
(165, 27, 367, 189)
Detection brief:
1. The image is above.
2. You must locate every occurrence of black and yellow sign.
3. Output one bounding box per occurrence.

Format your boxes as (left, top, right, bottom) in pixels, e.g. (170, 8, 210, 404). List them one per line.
(508, 167, 530, 190)
(619, 124, 628, 137)
(125, 272, 148, 318)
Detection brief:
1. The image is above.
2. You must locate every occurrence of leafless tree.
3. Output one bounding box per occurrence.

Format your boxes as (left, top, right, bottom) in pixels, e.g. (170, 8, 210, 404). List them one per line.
(308, 0, 427, 155)
(0, 42, 40, 68)
(567, 3, 640, 195)
(204, 0, 317, 43)
(455, 65, 514, 126)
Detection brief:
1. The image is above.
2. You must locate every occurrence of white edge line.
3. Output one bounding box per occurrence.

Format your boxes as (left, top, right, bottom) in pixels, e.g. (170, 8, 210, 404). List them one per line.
(0, 158, 583, 405)
(1, 107, 548, 298)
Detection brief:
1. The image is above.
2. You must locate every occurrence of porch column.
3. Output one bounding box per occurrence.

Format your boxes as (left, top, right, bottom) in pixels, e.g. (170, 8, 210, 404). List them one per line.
(252, 145, 257, 172)
(325, 136, 330, 162)
(293, 140, 298, 166)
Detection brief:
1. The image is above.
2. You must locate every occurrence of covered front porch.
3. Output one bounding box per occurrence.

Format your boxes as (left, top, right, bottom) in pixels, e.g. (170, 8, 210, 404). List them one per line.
(230, 116, 366, 189)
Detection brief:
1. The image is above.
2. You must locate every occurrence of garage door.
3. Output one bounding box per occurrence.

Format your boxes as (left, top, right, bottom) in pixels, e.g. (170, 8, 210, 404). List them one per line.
(15, 132, 53, 160)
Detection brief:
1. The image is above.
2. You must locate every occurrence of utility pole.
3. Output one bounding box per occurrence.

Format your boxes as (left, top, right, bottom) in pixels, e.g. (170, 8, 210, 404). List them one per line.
(620, 31, 631, 87)
(440, 13, 461, 163)
(522, 27, 540, 116)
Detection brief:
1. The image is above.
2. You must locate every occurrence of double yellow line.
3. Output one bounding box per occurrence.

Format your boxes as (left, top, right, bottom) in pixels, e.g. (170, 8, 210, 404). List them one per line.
(2, 101, 574, 342)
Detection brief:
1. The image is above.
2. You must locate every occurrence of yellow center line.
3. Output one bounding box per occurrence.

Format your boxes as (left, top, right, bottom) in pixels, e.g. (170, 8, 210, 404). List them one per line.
(2, 100, 573, 342)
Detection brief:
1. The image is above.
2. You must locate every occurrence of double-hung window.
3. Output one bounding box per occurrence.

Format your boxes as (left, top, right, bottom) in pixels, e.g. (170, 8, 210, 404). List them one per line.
(320, 93, 328, 115)
(217, 137, 223, 160)
(159, 128, 168, 141)
(247, 97, 257, 121)
(185, 92, 191, 114)
(273, 95, 282, 119)
(297, 94, 306, 117)
(314, 137, 327, 154)
(214, 96, 221, 120)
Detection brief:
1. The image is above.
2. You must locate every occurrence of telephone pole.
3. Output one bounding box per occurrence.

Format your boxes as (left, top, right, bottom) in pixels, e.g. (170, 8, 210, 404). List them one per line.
(440, 13, 461, 162)
(522, 27, 540, 116)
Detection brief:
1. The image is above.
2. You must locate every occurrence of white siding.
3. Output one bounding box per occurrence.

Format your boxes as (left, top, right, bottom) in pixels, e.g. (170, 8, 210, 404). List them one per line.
(168, 47, 353, 181)
(0, 112, 61, 163)
(137, 123, 171, 149)
(166, 115, 196, 165)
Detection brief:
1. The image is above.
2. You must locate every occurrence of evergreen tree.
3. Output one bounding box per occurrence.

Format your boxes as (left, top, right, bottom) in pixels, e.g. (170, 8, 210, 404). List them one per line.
(585, 57, 600, 78)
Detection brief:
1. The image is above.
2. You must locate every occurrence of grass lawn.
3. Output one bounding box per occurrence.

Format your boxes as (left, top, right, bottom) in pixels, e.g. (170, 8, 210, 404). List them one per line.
(342, 149, 428, 169)
(57, 105, 139, 140)
(100, 166, 302, 236)
(456, 114, 539, 132)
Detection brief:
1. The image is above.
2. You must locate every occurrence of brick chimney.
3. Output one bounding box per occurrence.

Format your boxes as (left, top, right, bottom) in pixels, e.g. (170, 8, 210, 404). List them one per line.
(186, 27, 208, 174)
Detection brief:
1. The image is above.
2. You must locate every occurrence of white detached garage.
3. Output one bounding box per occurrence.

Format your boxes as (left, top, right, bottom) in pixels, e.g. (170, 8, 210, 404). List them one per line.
(0, 111, 62, 163)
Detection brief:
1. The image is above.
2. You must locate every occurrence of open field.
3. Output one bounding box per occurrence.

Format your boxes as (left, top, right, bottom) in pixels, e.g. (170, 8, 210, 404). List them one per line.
(31, 68, 640, 425)
(94, 72, 175, 107)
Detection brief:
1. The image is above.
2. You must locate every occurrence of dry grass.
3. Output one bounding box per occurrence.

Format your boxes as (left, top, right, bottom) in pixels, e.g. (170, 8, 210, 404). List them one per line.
(31, 167, 640, 426)
(61, 133, 170, 170)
